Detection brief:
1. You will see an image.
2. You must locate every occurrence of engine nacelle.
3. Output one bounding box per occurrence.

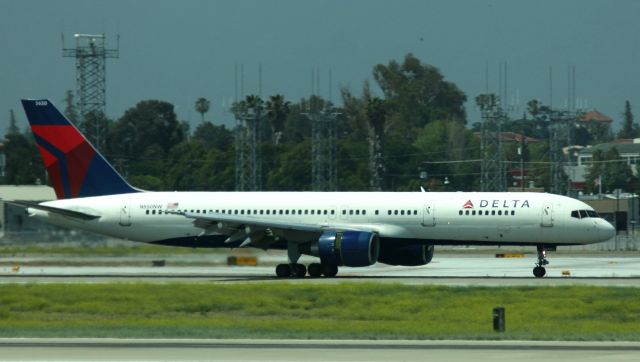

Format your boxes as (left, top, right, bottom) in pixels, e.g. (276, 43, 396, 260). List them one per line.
(318, 230, 380, 267)
(378, 244, 434, 266)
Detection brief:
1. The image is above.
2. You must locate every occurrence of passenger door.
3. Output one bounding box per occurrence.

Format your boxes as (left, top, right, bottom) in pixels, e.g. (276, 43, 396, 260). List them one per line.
(422, 202, 435, 227)
(119, 204, 132, 227)
(541, 204, 553, 227)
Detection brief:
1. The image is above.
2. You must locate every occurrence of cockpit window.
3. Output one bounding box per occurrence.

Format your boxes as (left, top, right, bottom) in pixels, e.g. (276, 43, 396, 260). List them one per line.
(571, 209, 599, 219)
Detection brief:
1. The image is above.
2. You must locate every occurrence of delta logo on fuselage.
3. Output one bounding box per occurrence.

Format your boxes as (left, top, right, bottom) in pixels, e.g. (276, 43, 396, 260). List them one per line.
(462, 199, 530, 209)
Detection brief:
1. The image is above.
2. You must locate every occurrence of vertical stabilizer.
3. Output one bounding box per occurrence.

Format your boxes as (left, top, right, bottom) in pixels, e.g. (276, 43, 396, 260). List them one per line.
(21, 99, 140, 199)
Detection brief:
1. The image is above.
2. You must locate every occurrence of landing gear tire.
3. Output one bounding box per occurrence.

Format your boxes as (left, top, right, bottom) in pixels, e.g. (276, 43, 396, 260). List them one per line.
(322, 264, 339, 277)
(533, 266, 546, 278)
(292, 263, 307, 278)
(533, 245, 550, 278)
(275, 263, 291, 278)
(308, 263, 323, 278)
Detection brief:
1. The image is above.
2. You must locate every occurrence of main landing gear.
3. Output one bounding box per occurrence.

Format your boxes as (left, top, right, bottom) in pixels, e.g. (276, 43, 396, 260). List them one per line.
(275, 263, 338, 278)
(277, 241, 339, 278)
(533, 245, 550, 278)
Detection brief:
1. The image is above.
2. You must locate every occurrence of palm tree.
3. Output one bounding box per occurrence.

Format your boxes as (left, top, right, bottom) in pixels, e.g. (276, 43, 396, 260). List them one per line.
(245, 95, 264, 115)
(194, 97, 211, 123)
(266, 94, 290, 145)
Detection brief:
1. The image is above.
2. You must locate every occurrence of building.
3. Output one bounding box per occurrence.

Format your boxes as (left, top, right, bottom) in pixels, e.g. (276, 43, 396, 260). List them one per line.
(0, 185, 55, 240)
(565, 139, 640, 192)
(0, 185, 103, 243)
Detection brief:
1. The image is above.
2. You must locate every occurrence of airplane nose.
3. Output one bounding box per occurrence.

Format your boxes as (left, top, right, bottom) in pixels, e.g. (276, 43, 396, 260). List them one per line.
(598, 221, 616, 241)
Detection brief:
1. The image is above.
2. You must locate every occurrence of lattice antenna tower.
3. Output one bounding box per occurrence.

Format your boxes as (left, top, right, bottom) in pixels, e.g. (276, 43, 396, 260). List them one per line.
(62, 33, 119, 150)
(308, 67, 338, 191)
(233, 65, 263, 191)
(480, 94, 506, 192)
(234, 102, 263, 191)
(549, 65, 581, 196)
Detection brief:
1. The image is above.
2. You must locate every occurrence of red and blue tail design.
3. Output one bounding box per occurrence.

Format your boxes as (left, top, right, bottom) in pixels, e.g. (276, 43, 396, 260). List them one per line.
(21, 99, 140, 199)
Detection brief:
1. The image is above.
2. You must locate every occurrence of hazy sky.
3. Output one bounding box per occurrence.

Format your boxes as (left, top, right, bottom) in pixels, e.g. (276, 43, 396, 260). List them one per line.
(1, 0, 639, 131)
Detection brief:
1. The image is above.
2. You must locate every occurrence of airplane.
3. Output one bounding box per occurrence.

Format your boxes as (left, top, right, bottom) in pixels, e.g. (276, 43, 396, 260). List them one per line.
(13, 99, 615, 278)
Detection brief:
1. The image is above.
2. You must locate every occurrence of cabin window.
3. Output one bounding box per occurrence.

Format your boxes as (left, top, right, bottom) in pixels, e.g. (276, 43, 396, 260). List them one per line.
(465, 210, 470, 215)
(349, 210, 354, 215)
(472, 210, 476, 215)
(511, 210, 515, 216)
(152, 210, 156, 215)
(400, 210, 404, 215)
(331, 210, 335, 215)
(279, 210, 283, 215)
(394, 210, 399, 215)
(304, 210, 308, 215)
(497, 210, 502, 215)
(375, 210, 379, 215)
(145, 210, 149, 215)
(324, 210, 328, 215)
(414, 210, 418, 215)
(362, 210, 366, 216)
(388, 210, 392, 215)
(458, 210, 462, 215)
(342, 210, 346, 215)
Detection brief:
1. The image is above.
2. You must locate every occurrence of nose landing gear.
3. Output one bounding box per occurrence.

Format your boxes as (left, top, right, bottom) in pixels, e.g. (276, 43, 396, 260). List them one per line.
(533, 245, 550, 278)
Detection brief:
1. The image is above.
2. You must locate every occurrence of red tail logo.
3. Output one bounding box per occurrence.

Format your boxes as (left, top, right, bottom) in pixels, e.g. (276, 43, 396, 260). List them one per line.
(463, 200, 474, 209)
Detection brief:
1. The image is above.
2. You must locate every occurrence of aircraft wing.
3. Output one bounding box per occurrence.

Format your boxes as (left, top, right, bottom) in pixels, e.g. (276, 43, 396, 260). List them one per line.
(5, 200, 101, 220)
(172, 211, 373, 248)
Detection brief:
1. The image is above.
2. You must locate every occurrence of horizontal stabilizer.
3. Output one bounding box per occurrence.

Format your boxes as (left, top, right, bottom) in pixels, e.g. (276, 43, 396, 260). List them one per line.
(7, 200, 100, 220)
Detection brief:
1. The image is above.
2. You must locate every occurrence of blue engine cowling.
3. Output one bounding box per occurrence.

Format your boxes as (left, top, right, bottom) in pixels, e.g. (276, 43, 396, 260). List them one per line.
(377, 244, 434, 266)
(318, 231, 380, 267)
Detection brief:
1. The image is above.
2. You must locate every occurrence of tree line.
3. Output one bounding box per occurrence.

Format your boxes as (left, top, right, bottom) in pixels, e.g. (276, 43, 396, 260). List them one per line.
(2, 54, 638, 194)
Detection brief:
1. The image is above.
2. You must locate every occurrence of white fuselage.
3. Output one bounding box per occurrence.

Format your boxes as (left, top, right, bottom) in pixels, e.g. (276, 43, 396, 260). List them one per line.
(29, 191, 614, 247)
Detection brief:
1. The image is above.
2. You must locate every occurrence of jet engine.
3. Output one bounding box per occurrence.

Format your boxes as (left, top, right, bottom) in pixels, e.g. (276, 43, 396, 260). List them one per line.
(317, 230, 380, 267)
(378, 244, 434, 266)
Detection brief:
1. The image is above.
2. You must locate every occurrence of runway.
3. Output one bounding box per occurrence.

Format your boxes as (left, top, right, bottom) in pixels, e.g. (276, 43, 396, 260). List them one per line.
(0, 339, 639, 362)
(1, 255, 639, 286)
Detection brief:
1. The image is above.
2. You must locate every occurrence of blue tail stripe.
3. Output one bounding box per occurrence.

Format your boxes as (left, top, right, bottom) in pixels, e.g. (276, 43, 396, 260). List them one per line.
(79, 157, 140, 197)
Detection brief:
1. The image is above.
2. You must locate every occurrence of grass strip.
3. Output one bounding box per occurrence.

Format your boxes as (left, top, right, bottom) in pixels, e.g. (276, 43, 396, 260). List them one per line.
(0, 283, 638, 340)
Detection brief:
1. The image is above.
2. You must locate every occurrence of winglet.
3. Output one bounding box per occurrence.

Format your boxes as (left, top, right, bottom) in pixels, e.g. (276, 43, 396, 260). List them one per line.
(21, 99, 140, 199)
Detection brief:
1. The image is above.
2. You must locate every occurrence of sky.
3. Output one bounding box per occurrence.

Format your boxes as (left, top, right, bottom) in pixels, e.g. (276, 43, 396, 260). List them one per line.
(1, 0, 639, 131)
